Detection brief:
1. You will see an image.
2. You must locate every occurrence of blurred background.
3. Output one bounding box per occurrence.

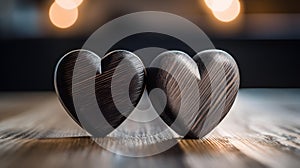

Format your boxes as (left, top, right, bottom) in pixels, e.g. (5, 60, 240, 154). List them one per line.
(0, 0, 300, 91)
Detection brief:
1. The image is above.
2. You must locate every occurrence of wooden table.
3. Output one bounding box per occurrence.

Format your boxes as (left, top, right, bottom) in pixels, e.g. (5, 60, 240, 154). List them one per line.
(0, 89, 299, 168)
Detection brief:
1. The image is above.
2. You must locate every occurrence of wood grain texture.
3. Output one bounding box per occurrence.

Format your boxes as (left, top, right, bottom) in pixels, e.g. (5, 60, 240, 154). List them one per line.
(147, 50, 239, 138)
(54, 50, 145, 137)
(0, 89, 299, 168)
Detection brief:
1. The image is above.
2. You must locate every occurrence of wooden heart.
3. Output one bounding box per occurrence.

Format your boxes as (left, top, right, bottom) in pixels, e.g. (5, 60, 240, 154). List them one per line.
(146, 49, 239, 139)
(54, 50, 145, 137)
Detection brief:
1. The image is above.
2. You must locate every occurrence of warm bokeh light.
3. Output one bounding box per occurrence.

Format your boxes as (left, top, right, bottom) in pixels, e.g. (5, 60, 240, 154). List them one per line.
(49, 2, 78, 29)
(212, 0, 241, 22)
(205, 0, 234, 12)
(55, 0, 83, 10)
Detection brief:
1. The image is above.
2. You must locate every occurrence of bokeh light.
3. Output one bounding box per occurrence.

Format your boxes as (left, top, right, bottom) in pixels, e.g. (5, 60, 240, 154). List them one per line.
(55, 0, 83, 10)
(212, 0, 241, 22)
(49, 2, 78, 29)
(205, 0, 234, 12)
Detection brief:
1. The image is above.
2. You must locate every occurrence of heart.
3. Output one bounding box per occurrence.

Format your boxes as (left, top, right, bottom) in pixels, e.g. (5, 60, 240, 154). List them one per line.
(146, 49, 239, 139)
(54, 50, 145, 137)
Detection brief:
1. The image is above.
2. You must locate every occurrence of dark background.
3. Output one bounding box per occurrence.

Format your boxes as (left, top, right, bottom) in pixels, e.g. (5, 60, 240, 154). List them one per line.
(1, 0, 300, 91)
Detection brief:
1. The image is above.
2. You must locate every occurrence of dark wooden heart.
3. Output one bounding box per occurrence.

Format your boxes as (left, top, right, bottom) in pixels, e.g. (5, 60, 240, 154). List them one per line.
(54, 50, 145, 137)
(146, 50, 239, 139)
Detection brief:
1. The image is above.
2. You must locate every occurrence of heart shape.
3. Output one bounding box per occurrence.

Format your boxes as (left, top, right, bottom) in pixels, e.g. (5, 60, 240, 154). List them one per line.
(146, 49, 239, 138)
(54, 50, 145, 137)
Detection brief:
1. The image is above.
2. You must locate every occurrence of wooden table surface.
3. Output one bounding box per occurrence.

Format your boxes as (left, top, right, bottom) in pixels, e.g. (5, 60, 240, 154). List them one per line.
(0, 89, 299, 168)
